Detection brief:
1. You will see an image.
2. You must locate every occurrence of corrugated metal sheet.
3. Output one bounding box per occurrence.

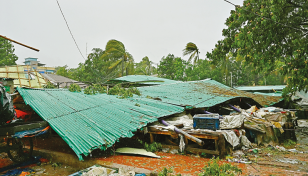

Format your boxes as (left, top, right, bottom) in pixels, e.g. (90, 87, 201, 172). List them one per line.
(253, 92, 283, 97)
(41, 74, 88, 88)
(17, 88, 184, 160)
(113, 75, 181, 85)
(138, 79, 283, 108)
(235, 85, 286, 91)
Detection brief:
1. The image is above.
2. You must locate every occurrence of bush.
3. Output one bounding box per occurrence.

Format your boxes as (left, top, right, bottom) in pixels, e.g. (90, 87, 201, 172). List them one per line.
(283, 139, 296, 148)
(69, 83, 81, 92)
(84, 84, 107, 95)
(138, 139, 162, 152)
(108, 84, 141, 98)
(44, 81, 56, 89)
(158, 167, 174, 176)
(198, 157, 242, 176)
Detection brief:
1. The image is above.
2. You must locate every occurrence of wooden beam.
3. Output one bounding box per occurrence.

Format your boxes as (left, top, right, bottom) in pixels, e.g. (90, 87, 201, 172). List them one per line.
(149, 131, 218, 140)
(0, 35, 39, 52)
(186, 146, 220, 155)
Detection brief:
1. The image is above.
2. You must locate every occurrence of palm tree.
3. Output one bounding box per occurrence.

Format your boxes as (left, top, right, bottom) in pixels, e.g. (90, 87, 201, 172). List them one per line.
(183, 42, 200, 65)
(135, 56, 154, 75)
(100, 40, 134, 77)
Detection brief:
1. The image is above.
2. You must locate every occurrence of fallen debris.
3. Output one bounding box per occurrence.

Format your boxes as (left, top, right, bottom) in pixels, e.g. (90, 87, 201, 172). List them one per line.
(115, 148, 161, 158)
(69, 165, 117, 176)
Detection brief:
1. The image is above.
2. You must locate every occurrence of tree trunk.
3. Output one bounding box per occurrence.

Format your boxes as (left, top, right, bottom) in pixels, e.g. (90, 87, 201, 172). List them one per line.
(121, 58, 124, 77)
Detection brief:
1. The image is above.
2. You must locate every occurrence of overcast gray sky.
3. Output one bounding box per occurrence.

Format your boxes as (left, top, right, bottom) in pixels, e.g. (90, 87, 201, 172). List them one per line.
(1, 0, 244, 68)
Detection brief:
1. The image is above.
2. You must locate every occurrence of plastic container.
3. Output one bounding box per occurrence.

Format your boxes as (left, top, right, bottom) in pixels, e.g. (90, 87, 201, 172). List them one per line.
(193, 114, 220, 130)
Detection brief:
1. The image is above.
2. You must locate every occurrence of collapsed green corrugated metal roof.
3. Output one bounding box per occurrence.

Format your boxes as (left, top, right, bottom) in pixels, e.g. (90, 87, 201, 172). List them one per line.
(17, 88, 184, 160)
(138, 79, 283, 108)
(110, 75, 181, 85)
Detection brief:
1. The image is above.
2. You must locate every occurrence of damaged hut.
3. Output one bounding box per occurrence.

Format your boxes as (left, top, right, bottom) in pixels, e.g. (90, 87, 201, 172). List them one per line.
(14, 77, 293, 160)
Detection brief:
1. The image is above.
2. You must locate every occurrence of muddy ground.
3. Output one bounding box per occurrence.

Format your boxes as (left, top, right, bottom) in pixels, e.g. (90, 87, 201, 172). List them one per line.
(1, 120, 308, 175)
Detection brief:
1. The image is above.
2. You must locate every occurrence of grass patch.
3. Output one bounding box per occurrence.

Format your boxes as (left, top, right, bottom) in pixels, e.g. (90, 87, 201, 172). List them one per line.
(283, 139, 296, 148)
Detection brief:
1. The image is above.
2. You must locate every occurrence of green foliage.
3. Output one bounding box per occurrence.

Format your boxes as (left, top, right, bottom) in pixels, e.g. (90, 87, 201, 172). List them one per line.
(144, 142, 162, 152)
(158, 52, 286, 86)
(283, 139, 296, 148)
(207, 0, 308, 93)
(84, 84, 106, 95)
(0, 37, 18, 66)
(158, 167, 174, 176)
(198, 157, 242, 176)
(100, 39, 134, 78)
(43, 81, 56, 89)
(128, 87, 141, 96)
(108, 84, 141, 98)
(68, 83, 81, 92)
(56, 65, 70, 77)
(138, 139, 162, 152)
(158, 54, 187, 81)
(135, 56, 157, 75)
(183, 42, 200, 65)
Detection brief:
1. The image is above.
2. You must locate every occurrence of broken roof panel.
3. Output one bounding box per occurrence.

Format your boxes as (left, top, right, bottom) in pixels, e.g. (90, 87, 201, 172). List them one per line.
(235, 85, 286, 91)
(137, 79, 283, 108)
(41, 73, 88, 88)
(17, 88, 184, 160)
(110, 75, 181, 85)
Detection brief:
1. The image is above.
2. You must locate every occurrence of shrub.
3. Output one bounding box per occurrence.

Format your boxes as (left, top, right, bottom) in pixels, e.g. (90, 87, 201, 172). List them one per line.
(138, 139, 162, 152)
(69, 83, 81, 92)
(198, 157, 242, 176)
(44, 81, 56, 89)
(84, 84, 107, 95)
(283, 139, 296, 148)
(108, 84, 141, 98)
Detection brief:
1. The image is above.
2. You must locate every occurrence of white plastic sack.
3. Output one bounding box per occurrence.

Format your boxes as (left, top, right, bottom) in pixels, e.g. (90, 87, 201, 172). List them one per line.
(220, 114, 245, 129)
(221, 130, 240, 148)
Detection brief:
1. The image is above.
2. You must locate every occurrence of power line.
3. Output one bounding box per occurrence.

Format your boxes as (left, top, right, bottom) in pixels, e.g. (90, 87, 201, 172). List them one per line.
(56, 0, 85, 60)
(223, 0, 308, 35)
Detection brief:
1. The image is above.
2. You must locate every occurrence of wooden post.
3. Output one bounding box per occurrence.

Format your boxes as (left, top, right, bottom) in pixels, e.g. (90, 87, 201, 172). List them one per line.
(149, 133, 154, 143)
(184, 136, 188, 145)
(218, 134, 226, 158)
(15, 66, 22, 88)
(34, 71, 42, 88)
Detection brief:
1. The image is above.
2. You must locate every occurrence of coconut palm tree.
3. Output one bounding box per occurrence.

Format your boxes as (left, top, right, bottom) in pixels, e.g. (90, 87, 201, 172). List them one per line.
(135, 56, 154, 75)
(100, 39, 134, 77)
(183, 42, 200, 65)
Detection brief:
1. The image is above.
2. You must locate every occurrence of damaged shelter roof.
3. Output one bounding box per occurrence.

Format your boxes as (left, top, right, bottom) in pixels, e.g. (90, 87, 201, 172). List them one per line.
(41, 73, 88, 88)
(107, 75, 181, 85)
(17, 88, 184, 160)
(137, 79, 283, 108)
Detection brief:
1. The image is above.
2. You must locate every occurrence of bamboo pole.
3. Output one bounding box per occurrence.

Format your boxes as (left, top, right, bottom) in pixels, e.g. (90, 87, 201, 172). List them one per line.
(0, 35, 39, 52)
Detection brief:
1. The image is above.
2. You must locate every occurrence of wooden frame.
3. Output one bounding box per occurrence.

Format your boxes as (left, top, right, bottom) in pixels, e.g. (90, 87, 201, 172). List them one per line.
(148, 129, 226, 158)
